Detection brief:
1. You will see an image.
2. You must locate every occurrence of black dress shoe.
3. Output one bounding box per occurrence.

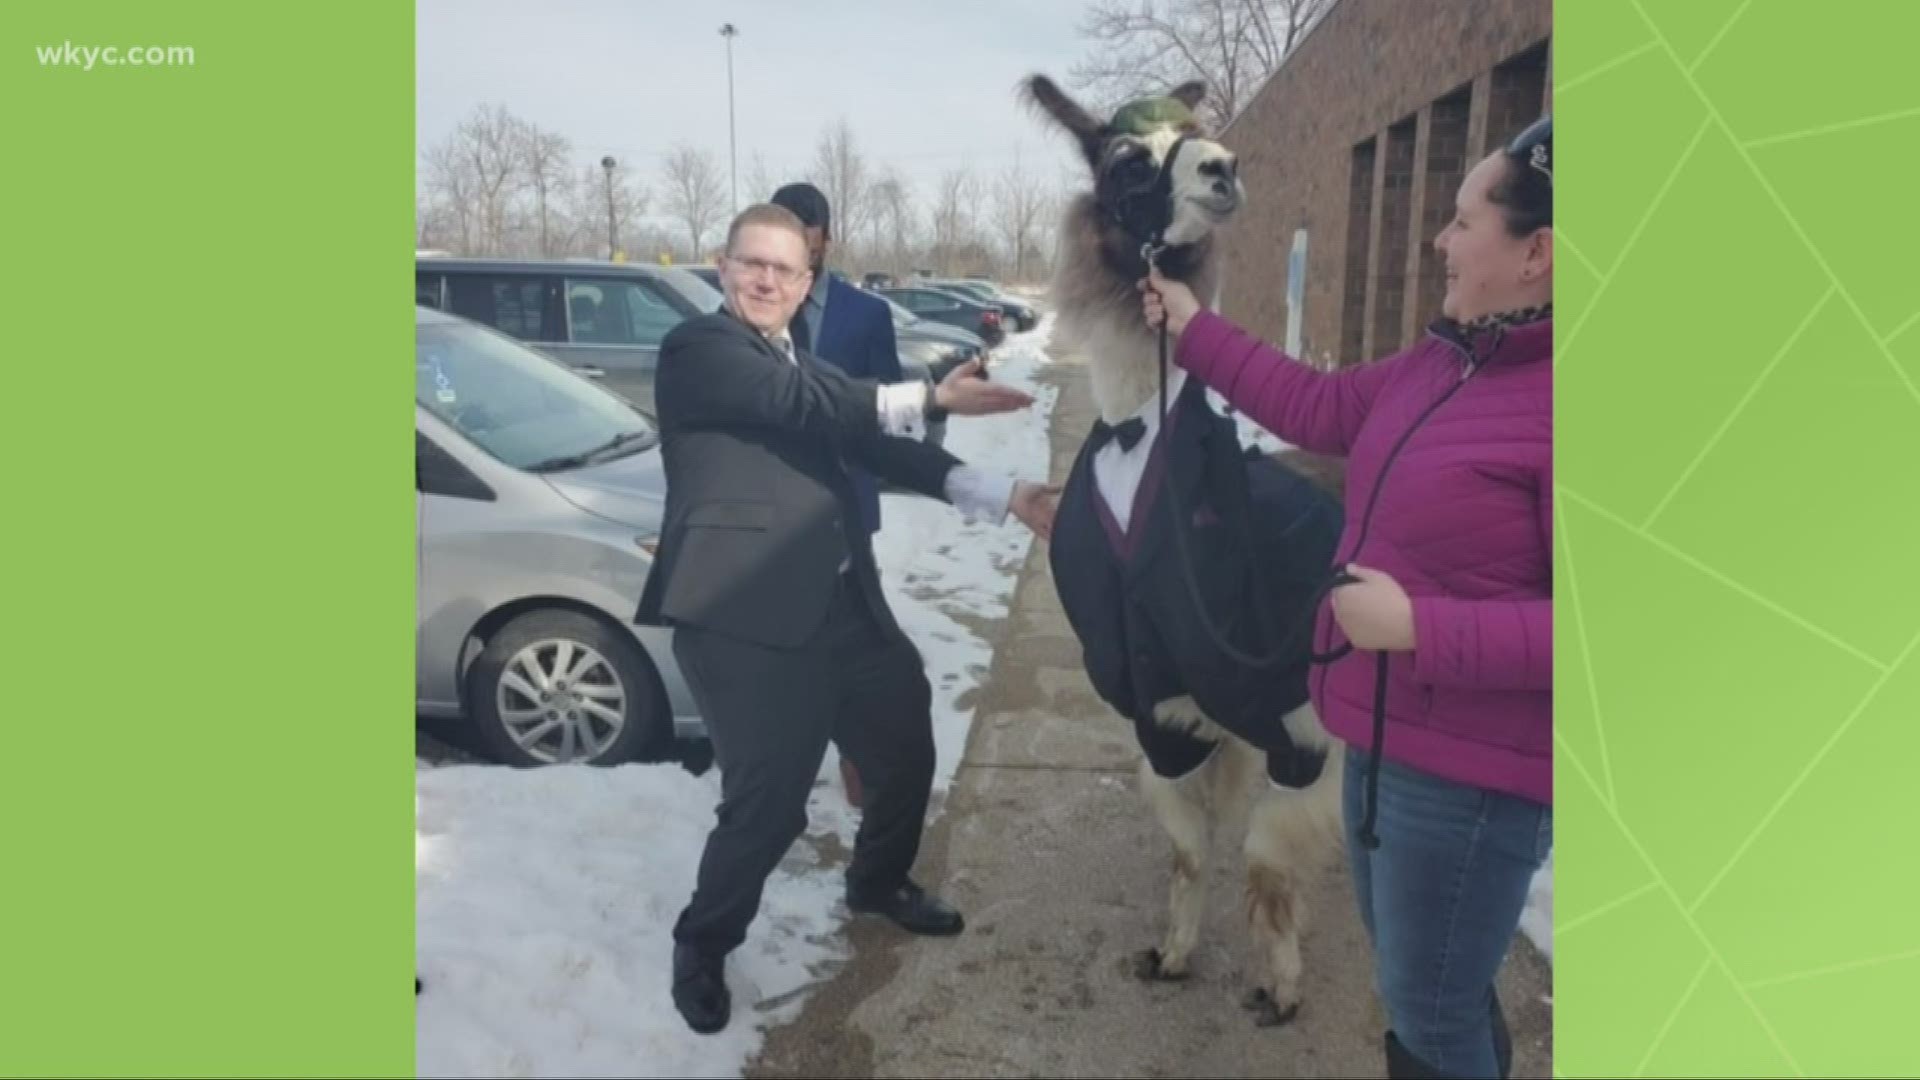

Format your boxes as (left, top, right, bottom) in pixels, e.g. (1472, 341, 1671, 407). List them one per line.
(846, 880, 965, 936)
(671, 944, 730, 1035)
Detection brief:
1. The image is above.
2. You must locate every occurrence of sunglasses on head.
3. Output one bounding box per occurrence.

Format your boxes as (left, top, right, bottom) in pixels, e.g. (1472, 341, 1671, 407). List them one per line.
(1507, 115, 1552, 185)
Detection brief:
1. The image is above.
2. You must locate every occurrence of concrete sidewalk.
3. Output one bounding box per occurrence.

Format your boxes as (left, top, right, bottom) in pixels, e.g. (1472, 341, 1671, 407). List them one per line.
(746, 350, 1553, 1079)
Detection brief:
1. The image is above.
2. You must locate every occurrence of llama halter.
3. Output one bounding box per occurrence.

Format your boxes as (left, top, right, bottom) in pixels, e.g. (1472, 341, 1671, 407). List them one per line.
(1099, 92, 1200, 258)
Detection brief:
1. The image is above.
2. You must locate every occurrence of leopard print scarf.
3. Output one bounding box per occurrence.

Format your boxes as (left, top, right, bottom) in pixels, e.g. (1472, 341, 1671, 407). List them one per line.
(1431, 302, 1552, 367)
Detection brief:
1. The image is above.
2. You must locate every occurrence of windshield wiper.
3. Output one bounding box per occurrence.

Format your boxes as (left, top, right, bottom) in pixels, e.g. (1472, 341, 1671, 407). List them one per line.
(524, 429, 656, 472)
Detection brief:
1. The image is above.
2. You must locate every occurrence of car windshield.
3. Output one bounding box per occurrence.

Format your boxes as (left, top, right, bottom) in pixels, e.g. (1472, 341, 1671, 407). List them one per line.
(416, 317, 657, 471)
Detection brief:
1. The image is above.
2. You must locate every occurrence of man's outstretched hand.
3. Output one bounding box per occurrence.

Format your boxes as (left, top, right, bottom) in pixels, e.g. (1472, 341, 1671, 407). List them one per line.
(1009, 480, 1061, 541)
(935, 358, 1033, 416)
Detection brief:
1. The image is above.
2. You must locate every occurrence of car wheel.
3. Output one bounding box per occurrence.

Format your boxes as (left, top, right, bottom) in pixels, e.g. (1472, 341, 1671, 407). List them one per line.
(467, 609, 660, 767)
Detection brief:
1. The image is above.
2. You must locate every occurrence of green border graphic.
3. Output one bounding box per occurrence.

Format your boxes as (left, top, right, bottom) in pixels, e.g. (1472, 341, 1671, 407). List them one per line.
(6, 0, 1920, 1075)
(3, 1, 415, 1075)
(1556, 0, 1920, 1076)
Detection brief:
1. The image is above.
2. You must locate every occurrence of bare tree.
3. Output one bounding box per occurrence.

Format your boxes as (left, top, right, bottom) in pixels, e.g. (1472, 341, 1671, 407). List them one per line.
(557, 160, 649, 259)
(930, 168, 978, 276)
(1067, 0, 1332, 129)
(809, 118, 872, 267)
(518, 121, 575, 257)
(867, 169, 916, 276)
(436, 102, 530, 254)
(992, 148, 1051, 283)
(744, 151, 781, 206)
(419, 140, 477, 252)
(660, 144, 727, 259)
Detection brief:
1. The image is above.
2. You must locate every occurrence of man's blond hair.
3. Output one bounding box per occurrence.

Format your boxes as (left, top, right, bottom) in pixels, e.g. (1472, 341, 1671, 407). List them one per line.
(725, 203, 807, 253)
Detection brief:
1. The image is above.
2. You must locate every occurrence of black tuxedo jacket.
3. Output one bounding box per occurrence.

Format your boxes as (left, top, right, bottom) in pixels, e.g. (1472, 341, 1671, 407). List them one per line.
(1048, 376, 1345, 784)
(634, 307, 963, 650)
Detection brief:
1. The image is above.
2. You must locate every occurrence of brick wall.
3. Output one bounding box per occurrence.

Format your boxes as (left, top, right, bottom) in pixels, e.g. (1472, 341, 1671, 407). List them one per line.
(1214, 0, 1552, 369)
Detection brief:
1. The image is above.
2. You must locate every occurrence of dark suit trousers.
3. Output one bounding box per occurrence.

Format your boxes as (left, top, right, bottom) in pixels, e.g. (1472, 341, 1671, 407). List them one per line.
(670, 571, 936, 960)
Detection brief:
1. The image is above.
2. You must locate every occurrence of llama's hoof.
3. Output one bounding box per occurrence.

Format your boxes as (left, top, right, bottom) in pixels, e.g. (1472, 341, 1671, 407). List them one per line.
(1131, 947, 1189, 982)
(1241, 987, 1300, 1027)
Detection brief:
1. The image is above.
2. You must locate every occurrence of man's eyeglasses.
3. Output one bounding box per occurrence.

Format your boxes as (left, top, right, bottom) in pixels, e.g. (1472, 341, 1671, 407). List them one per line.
(725, 255, 809, 287)
(1507, 115, 1551, 185)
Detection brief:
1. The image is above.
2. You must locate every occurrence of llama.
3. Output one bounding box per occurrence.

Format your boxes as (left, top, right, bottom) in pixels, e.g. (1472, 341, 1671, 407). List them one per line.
(1022, 73, 1350, 1028)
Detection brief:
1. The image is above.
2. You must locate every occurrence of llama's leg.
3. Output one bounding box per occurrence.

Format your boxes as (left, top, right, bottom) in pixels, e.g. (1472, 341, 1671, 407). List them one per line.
(1242, 713, 1344, 1026)
(1130, 695, 1241, 982)
(1134, 750, 1212, 981)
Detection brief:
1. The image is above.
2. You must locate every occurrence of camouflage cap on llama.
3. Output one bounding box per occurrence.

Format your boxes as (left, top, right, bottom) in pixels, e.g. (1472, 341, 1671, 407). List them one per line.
(1108, 94, 1197, 135)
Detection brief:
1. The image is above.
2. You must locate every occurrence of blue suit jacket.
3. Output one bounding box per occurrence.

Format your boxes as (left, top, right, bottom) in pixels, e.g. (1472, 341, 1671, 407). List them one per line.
(804, 274, 905, 534)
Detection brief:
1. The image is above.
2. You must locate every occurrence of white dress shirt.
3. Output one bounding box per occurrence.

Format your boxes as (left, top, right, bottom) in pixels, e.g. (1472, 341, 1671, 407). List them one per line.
(767, 330, 1017, 531)
(1091, 368, 1187, 535)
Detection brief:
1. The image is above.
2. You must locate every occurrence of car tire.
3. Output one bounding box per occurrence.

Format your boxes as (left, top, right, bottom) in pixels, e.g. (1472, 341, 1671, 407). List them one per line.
(466, 608, 662, 768)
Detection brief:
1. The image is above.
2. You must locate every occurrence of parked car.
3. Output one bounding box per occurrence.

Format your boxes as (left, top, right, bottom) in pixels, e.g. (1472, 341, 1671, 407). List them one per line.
(876, 285, 1007, 348)
(876, 294, 989, 381)
(918, 279, 1039, 332)
(415, 257, 724, 416)
(415, 304, 702, 767)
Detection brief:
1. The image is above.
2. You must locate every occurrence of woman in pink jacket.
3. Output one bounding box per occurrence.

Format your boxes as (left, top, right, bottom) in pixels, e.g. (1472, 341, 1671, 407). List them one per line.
(1144, 117, 1553, 1080)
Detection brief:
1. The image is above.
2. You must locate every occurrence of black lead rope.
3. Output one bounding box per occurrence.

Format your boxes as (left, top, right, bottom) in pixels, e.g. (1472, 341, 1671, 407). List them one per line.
(1139, 200, 1501, 850)
(1121, 133, 1412, 851)
(1127, 136, 1357, 678)
(1144, 283, 1375, 844)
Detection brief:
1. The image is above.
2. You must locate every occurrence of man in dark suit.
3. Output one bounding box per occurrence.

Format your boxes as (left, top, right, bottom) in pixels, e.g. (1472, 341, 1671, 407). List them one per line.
(636, 203, 1058, 1036)
(768, 180, 903, 537)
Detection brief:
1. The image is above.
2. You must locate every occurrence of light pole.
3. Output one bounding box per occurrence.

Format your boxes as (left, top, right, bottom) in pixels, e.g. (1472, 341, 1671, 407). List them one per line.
(600, 155, 616, 260)
(719, 23, 738, 215)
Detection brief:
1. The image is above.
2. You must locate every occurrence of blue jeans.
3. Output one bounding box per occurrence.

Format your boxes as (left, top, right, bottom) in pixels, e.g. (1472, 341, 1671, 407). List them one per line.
(1343, 747, 1552, 1078)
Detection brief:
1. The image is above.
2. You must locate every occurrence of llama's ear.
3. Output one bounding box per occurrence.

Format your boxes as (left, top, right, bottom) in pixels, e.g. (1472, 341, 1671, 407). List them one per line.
(1168, 80, 1208, 114)
(1022, 74, 1106, 166)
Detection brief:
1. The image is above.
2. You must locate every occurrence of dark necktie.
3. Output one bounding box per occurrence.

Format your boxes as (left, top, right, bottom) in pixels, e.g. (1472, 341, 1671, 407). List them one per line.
(1090, 416, 1147, 452)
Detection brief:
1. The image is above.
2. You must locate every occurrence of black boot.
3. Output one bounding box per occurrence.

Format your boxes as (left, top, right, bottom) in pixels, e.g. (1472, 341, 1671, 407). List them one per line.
(1490, 990, 1513, 1079)
(1385, 1031, 1459, 1079)
(671, 943, 731, 1035)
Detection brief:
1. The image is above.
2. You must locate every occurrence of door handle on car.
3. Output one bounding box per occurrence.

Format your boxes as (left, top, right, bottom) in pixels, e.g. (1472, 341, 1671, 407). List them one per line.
(574, 365, 607, 380)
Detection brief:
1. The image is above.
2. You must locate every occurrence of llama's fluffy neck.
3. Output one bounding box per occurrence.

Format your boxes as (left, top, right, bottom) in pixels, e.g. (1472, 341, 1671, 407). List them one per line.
(1046, 193, 1222, 426)
(1081, 319, 1171, 425)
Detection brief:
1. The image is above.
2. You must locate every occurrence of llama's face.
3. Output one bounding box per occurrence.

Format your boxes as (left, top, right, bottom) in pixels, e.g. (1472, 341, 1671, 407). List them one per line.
(1022, 74, 1242, 260)
(1093, 125, 1243, 248)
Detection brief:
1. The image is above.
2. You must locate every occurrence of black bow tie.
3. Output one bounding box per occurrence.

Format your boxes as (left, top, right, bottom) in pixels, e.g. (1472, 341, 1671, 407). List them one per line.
(1091, 416, 1147, 452)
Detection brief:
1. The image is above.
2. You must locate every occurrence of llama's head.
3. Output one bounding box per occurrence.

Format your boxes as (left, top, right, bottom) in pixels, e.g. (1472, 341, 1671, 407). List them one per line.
(1022, 75, 1244, 278)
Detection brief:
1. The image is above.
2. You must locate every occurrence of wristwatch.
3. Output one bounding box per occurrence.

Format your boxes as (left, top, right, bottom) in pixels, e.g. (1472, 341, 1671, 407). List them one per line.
(923, 382, 949, 423)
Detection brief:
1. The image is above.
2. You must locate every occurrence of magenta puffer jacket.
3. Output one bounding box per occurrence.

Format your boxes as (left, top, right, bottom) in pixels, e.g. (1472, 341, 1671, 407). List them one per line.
(1176, 308, 1552, 807)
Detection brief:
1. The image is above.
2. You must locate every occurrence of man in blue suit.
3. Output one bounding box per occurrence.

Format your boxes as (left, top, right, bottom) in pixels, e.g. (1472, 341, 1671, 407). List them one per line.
(770, 182, 908, 537)
(769, 182, 920, 812)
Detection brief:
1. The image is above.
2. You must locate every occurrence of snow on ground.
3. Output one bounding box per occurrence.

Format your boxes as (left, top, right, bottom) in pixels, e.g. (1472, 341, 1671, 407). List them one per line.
(415, 317, 1061, 1079)
(1522, 852, 1553, 968)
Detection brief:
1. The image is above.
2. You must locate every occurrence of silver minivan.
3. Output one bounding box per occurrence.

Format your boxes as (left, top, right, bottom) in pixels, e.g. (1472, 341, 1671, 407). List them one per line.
(415, 305, 700, 766)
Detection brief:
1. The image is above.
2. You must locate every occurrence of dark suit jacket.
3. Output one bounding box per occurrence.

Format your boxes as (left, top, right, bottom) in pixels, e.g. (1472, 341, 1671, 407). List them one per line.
(1048, 376, 1346, 783)
(634, 307, 962, 650)
(804, 274, 906, 535)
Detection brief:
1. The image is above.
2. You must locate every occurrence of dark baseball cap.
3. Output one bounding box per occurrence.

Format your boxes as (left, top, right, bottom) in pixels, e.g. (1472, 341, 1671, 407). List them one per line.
(770, 182, 831, 236)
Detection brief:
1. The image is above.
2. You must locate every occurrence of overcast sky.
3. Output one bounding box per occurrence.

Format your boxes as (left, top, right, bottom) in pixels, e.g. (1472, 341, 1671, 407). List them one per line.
(415, 0, 1099, 214)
